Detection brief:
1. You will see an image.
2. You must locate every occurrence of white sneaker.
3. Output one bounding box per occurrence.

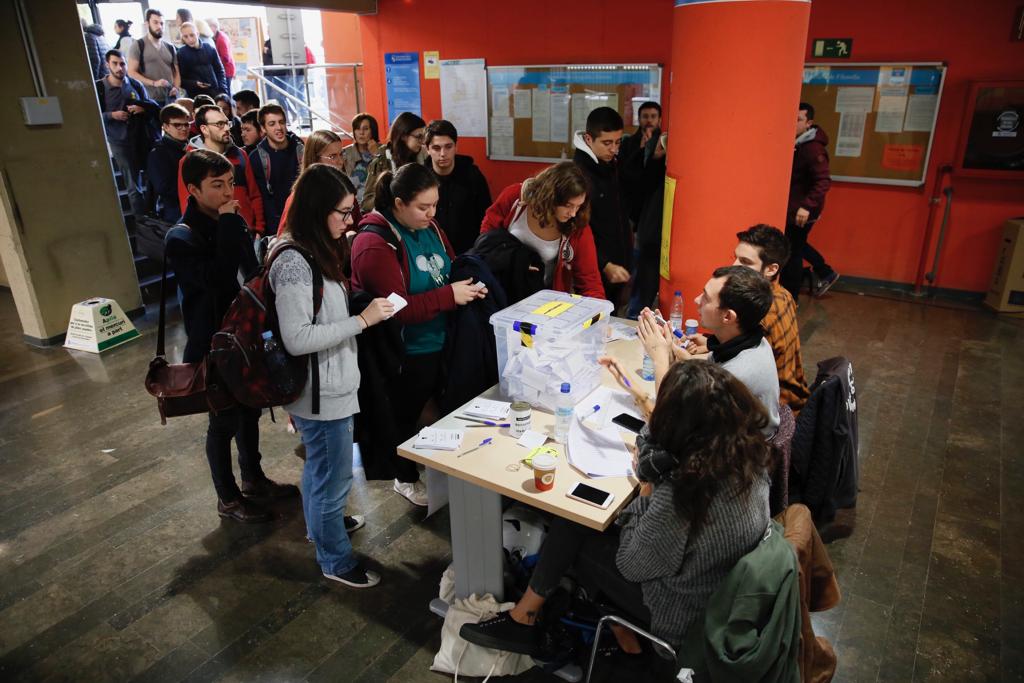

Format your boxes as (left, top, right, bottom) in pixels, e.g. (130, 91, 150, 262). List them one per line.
(393, 479, 428, 507)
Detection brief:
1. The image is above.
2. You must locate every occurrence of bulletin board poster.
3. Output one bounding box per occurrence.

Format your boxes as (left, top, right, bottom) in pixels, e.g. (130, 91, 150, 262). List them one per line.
(487, 64, 662, 163)
(384, 52, 422, 124)
(800, 63, 946, 186)
(219, 17, 263, 94)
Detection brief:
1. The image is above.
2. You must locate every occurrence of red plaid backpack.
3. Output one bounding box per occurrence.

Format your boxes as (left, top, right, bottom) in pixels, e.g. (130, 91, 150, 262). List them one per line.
(210, 242, 325, 414)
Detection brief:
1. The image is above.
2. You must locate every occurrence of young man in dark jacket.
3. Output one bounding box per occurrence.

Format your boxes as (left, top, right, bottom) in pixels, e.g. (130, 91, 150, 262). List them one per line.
(781, 102, 835, 300)
(422, 119, 492, 255)
(166, 149, 297, 523)
(249, 104, 304, 234)
(147, 103, 191, 222)
(176, 22, 227, 97)
(572, 107, 632, 304)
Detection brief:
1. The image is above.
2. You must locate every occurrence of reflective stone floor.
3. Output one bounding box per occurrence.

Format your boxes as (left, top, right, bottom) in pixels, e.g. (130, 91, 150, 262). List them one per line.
(0, 286, 1020, 682)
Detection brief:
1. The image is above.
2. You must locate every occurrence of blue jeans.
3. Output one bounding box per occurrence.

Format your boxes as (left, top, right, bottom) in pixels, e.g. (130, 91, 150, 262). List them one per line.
(291, 414, 357, 576)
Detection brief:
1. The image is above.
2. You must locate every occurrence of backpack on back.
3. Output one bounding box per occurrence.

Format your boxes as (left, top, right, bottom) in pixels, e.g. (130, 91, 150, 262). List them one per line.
(210, 242, 324, 413)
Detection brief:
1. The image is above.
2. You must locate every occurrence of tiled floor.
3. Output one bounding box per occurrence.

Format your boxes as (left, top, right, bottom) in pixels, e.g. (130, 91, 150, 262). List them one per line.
(0, 287, 1020, 682)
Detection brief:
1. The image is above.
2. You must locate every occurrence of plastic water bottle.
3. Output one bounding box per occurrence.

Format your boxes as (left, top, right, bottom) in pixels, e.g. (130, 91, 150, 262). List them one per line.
(554, 382, 573, 443)
(669, 290, 684, 332)
(262, 330, 297, 394)
(641, 354, 655, 381)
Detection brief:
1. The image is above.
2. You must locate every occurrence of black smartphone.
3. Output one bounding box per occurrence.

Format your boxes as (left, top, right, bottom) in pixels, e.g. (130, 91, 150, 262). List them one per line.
(612, 413, 645, 433)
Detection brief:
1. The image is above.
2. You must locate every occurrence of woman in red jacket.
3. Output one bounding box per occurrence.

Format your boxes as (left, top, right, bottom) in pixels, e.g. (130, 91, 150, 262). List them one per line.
(351, 163, 487, 506)
(480, 162, 605, 300)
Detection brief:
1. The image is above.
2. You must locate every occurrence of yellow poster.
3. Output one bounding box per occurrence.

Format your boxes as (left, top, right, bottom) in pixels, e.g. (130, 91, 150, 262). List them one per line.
(423, 51, 441, 79)
(659, 176, 676, 280)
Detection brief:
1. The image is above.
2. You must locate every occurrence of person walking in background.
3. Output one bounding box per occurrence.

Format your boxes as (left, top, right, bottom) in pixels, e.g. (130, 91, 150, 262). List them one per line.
(82, 18, 110, 80)
(342, 113, 380, 205)
(207, 19, 236, 95)
(422, 119, 492, 255)
(127, 9, 180, 105)
(361, 112, 427, 212)
(147, 103, 191, 223)
(249, 104, 304, 234)
(177, 22, 227, 98)
(113, 19, 134, 54)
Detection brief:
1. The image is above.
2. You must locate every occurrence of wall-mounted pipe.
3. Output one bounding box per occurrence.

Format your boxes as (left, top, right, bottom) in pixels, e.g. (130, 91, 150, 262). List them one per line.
(13, 0, 46, 97)
(912, 163, 953, 294)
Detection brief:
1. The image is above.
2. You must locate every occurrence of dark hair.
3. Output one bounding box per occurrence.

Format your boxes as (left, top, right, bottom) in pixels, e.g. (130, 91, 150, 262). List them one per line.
(735, 224, 790, 275)
(159, 103, 190, 125)
(193, 94, 216, 109)
(232, 89, 261, 110)
(194, 104, 222, 128)
(638, 101, 662, 117)
(585, 106, 624, 138)
(176, 8, 194, 22)
(387, 112, 427, 167)
(258, 103, 287, 126)
(799, 101, 815, 120)
(240, 110, 261, 129)
(181, 149, 232, 189)
(648, 361, 773, 535)
(424, 119, 458, 146)
(104, 49, 123, 63)
(215, 93, 231, 105)
(145, 9, 162, 21)
(372, 162, 439, 213)
(521, 161, 591, 236)
(351, 112, 379, 142)
(283, 164, 355, 285)
(711, 265, 773, 333)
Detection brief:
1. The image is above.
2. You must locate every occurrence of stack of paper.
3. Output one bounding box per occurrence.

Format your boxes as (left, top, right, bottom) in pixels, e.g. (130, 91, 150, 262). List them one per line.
(464, 398, 511, 420)
(566, 415, 633, 478)
(605, 322, 638, 343)
(501, 344, 601, 412)
(415, 427, 465, 451)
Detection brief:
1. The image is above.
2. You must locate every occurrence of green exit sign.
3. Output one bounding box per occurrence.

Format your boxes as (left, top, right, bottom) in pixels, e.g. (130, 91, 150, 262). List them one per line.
(813, 38, 853, 58)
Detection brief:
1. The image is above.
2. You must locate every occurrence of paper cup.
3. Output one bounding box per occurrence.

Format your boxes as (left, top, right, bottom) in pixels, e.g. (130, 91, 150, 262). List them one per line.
(532, 453, 556, 492)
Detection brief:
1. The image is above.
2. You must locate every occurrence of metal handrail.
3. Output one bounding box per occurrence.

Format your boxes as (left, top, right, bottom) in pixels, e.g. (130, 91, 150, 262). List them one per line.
(245, 68, 353, 140)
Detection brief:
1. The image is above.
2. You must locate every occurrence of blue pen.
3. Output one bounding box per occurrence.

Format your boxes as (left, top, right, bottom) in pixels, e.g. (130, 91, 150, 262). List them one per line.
(455, 416, 510, 427)
(653, 313, 685, 339)
(580, 405, 601, 421)
(459, 437, 493, 458)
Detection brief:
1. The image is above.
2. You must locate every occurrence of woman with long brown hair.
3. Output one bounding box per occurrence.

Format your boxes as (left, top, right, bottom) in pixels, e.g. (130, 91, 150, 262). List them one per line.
(276, 129, 361, 234)
(360, 111, 427, 211)
(270, 163, 394, 589)
(461, 360, 774, 656)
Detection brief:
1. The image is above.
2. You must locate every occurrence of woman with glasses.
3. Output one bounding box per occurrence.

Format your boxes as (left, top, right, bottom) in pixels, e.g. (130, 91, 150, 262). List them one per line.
(360, 111, 427, 212)
(270, 163, 395, 588)
(277, 129, 362, 235)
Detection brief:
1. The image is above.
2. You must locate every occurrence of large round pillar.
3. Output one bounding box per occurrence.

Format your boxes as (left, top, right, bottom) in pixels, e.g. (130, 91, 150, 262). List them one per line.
(660, 0, 810, 312)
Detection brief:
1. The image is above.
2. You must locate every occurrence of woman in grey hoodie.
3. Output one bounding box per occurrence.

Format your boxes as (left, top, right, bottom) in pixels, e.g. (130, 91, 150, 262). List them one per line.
(270, 163, 394, 588)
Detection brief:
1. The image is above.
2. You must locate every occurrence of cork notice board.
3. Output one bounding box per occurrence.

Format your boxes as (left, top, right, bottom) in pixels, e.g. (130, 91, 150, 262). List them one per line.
(486, 64, 662, 163)
(800, 63, 947, 186)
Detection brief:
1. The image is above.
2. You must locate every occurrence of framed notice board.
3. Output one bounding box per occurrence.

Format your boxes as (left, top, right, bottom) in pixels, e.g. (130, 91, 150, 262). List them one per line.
(801, 62, 947, 186)
(486, 64, 662, 163)
(954, 81, 1024, 180)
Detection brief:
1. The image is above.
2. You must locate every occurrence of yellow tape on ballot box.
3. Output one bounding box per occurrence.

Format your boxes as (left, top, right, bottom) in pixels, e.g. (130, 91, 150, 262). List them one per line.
(532, 301, 575, 317)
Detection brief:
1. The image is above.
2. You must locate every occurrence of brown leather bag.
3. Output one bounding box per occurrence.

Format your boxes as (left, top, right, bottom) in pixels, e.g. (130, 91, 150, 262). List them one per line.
(144, 226, 235, 424)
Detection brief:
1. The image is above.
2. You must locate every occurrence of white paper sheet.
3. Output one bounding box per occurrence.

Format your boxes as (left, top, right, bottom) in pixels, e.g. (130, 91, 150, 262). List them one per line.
(386, 292, 407, 315)
(567, 416, 633, 478)
(513, 89, 532, 118)
(550, 93, 571, 144)
(532, 90, 551, 142)
(491, 87, 510, 117)
(904, 94, 938, 132)
(490, 136, 514, 157)
(836, 112, 867, 157)
(464, 398, 511, 420)
(415, 427, 464, 451)
(517, 430, 548, 449)
(490, 116, 514, 137)
(439, 58, 487, 137)
(875, 86, 909, 133)
(575, 386, 643, 429)
(835, 87, 874, 114)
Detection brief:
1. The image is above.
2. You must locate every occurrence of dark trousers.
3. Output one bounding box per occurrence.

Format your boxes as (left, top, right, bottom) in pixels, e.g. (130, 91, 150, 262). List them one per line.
(206, 405, 265, 502)
(781, 221, 811, 301)
(803, 242, 834, 279)
(529, 517, 651, 626)
(392, 351, 443, 483)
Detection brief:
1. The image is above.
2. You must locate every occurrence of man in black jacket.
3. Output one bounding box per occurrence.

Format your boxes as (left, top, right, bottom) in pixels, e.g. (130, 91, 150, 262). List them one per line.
(166, 149, 297, 523)
(572, 107, 631, 304)
(423, 119, 492, 255)
(147, 103, 191, 222)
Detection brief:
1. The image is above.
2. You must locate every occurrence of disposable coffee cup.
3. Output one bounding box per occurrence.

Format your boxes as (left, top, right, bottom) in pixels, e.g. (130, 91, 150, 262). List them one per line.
(533, 453, 556, 492)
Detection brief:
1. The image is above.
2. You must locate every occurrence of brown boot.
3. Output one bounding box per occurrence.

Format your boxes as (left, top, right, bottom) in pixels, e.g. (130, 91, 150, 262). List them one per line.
(217, 498, 272, 523)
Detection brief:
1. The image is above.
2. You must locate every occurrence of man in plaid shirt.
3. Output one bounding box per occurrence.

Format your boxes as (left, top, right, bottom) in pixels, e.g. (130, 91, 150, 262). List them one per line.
(733, 225, 810, 414)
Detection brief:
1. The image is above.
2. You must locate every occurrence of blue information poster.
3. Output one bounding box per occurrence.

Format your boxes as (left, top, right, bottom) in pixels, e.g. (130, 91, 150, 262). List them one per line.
(384, 52, 422, 123)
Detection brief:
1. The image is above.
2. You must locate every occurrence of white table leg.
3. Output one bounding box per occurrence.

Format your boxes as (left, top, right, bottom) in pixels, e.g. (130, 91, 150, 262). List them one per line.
(448, 474, 505, 601)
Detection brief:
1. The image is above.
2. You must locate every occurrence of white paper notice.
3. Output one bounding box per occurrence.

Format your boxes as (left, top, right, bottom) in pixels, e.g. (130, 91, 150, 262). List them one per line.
(490, 136, 514, 157)
(566, 417, 633, 478)
(835, 87, 874, 114)
(386, 292, 408, 315)
(440, 58, 487, 137)
(517, 430, 547, 450)
(491, 116, 514, 137)
(904, 94, 939, 132)
(491, 87, 510, 117)
(513, 89, 532, 118)
(465, 398, 511, 420)
(875, 86, 909, 133)
(836, 112, 867, 157)
(550, 93, 571, 144)
(532, 90, 551, 142)
(415, 427, 464, 451)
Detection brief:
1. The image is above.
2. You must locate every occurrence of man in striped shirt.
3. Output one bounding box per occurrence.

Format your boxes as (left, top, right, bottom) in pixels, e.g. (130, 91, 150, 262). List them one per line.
(734, 225, 810, 414)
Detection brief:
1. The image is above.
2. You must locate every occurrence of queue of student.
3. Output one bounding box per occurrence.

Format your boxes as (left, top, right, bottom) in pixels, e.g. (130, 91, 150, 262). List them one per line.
(149, 87, 844, 678)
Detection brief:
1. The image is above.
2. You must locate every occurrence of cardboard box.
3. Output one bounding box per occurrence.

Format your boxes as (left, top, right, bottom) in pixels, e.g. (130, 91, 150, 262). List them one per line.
(985, 218, 1024, 313)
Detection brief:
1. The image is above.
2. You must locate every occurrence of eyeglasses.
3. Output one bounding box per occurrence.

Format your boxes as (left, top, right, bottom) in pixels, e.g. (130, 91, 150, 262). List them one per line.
(167, 122, 189, 130)
(409, 133, 425, 141)
(204, 120, 230, 129)
(332, 208, 355, 222)
(320, 153, 341, 162)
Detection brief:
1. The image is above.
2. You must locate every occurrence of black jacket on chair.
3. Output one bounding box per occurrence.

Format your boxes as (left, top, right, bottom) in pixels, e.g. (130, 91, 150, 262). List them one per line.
(439, 255, 508, 415)
(468, 229, 544, 305)
(789, 356, 860, 525)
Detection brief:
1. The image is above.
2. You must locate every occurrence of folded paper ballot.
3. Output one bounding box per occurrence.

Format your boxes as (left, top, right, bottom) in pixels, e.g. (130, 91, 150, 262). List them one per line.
(386, 292, 408, 316)
(414, 427, 464, 451)
(566, 413, 633, 478)
(464, 398, 511, 420)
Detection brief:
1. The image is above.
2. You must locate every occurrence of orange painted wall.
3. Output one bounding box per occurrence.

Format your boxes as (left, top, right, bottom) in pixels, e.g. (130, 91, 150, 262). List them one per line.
(338, 0, 1024, 294)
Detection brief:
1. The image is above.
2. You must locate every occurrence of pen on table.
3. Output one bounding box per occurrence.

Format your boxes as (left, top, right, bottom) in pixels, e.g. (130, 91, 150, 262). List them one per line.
(579, 404, 601, 421)
(454, 416, 510, 427)
(458, 437, 493, 458)
(463, 422, 510, 428)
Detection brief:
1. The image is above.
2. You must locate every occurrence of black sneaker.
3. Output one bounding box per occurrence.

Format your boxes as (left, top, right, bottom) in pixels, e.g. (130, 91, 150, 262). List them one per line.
(460, 611, 539, 656)
(814, 272, 840, 297)
(344, 515, 365, 533)
(324, 565, 380, 589)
